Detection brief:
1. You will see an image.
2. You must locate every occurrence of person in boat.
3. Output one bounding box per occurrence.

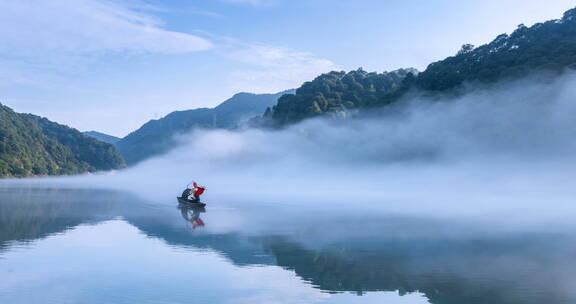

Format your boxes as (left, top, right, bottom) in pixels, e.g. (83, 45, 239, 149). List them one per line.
(181, 181, 206, 202)
(191, 181, 206, 202)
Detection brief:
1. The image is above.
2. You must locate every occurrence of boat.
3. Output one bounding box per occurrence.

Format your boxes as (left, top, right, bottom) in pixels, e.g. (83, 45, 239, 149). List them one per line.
(177, 196, 206, 207)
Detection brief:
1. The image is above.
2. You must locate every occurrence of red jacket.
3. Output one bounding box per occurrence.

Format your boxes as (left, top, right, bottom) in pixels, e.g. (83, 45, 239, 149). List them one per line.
(193, 182, 205, 196)
(196, 187, 205, 196)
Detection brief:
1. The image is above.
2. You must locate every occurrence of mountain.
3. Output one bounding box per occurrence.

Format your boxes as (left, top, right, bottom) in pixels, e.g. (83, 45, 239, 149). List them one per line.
(116, 90, 293, 165)
(0, 103, 125, 178)
(413, 8, 576, 92)
(83, 131, 120, 145)
(266, 7, 576, 126)
(264, 68, 416, 125)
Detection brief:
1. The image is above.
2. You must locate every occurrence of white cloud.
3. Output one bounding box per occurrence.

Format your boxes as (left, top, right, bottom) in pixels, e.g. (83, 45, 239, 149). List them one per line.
(228, 44, 338, 93)
(0, 0, 213, 54)
(221, 0, 278, 7)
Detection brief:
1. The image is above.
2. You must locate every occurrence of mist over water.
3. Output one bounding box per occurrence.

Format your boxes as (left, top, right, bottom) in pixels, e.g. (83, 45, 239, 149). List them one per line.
(9, 71, 576, 226)
(3, 72, 576, 304)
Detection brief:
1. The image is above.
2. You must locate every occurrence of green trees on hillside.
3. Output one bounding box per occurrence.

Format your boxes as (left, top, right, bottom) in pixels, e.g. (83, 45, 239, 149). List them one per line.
(24, 115, 125, 171)
(415, 9, 576, 91)
(0, 104, 125, 178)
(267, 68, 416, 125)
(266, 8, 576, 127)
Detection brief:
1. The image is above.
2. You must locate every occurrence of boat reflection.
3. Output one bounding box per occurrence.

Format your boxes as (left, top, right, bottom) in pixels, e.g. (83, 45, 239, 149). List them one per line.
(178, 203, 206, 229)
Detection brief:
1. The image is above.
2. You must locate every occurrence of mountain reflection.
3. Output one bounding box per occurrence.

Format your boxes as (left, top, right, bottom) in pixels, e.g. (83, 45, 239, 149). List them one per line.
(0, 187, 121, 247)
(0, 187, 574, 304)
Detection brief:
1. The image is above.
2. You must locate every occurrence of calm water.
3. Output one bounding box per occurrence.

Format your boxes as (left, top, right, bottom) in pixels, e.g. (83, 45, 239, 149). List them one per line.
(1, 186, 575, 304)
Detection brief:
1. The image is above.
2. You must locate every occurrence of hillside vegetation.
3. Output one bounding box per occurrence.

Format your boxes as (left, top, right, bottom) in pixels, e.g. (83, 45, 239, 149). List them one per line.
(266, 8, 576, 126)
(84, 131, 120, 145)
(266, 69, 416, 125)
(415, 8, 576, 91)
(0, 104, 125, 178)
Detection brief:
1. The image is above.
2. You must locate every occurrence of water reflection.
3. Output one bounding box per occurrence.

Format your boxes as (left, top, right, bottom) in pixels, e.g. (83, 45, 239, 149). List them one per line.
(0, 187, 121, 247)
(178, 203, 206, 229)
(0, 186, 575, 304)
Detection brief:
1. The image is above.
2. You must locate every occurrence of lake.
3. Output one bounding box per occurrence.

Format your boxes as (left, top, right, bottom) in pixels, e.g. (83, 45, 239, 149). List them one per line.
(1, 185, 575, 304)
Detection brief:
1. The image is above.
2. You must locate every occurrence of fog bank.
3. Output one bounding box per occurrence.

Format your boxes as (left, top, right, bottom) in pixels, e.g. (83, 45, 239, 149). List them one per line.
(6, 72, 576, 224)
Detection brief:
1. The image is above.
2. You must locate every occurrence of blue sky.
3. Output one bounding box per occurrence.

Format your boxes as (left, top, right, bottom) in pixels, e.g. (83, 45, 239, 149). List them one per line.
(1, 0, 574, 137)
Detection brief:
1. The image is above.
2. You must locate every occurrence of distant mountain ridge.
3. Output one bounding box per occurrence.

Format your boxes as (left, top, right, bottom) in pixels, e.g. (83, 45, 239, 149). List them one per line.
(0, 104, 125, 177)
(84, 131, 120, 145)
(116, 90, 294, 165)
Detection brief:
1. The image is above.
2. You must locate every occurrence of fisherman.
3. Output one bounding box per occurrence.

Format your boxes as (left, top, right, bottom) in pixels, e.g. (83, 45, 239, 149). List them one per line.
(181, 181, 206, 202)
(191, 181, 206, 202)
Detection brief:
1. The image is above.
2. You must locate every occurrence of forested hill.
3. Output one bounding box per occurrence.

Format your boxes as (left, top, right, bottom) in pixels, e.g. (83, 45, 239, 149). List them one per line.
(116, 90, 293, 165)
(413, 8, 576, 92)
(266, 69, 416, 125)
(266, 7, 576, 126)
(0, 104, 125, 178)
(83, 131, 120, 145)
